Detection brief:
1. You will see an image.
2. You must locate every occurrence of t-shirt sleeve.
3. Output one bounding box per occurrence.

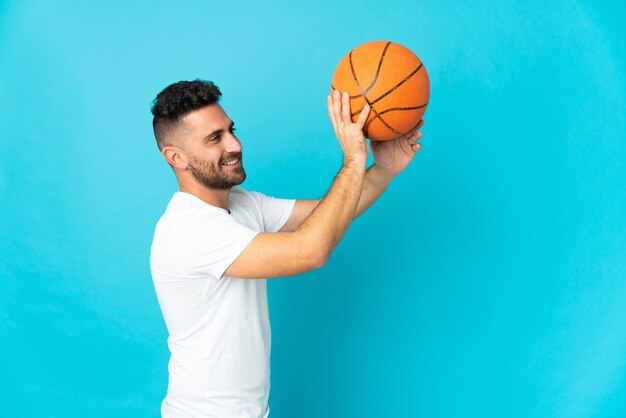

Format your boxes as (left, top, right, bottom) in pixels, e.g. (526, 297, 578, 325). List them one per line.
(176, 211, 259, 280)
(249, 191, 296, 233)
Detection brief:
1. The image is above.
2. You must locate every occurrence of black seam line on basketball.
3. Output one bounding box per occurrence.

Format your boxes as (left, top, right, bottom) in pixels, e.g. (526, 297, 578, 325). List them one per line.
(330, 83, 367, 100)
(331, 41, 391, 100)
(369, 62, 423, 107)
(360, 102, 429, 123)
(363, 102, 429, 130)
(362, 41, 391, 96)
(365, 113, 426, 137)
(375, 102, 429, 116)
(349, 50, 403, 137)
(351, 62, 424, 118)
(405, 117, 425, 137)
(331, 83, 360, 100)
(344, 41, 392, 107)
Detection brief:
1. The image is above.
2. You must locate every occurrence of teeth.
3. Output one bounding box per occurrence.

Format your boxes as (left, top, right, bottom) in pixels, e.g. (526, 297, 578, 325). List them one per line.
(222, 158, 239, 166)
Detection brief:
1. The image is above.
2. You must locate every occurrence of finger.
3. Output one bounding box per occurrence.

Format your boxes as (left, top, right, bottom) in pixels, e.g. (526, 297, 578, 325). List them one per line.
(327, 95, 339, 137)
(327, 95, 334, 124)
(332, 90, 343, 130)
(404, 119, 424, 138)
(408, 131, 423, 145)
(356, 104, 370, 127)
(341, 91, 352, 125)
(411, 142, 422, 152)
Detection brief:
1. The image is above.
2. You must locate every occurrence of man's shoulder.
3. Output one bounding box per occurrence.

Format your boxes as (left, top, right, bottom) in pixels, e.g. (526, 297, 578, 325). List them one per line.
(230, 186, 257, 198)
(158, 192, 229, 228)
(230, 186, 264, 207)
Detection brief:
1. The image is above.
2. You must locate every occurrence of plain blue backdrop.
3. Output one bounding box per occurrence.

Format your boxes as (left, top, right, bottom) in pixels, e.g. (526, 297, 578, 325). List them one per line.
(1, 0, 625, 417)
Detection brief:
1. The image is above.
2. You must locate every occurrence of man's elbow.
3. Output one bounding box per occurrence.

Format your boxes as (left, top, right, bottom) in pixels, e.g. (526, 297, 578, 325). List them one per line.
(294, 234, 330, 272)
(300, 246, 329, 271)
(309, 251, 329, 270)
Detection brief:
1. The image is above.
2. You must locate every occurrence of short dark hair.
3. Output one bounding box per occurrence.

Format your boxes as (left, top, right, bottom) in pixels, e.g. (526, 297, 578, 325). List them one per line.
(151, 80, 222, 150)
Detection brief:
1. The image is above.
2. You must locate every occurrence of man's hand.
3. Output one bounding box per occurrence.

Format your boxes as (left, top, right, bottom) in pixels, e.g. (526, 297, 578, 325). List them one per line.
(371, 119, 425, 176)
(327, 90, 371, 166)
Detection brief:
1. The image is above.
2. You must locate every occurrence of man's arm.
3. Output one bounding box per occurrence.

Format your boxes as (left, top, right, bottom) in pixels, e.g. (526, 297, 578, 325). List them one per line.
(278, 163, 394, 233)
(223, 91, 370, 279)
(278, 119, 425, 233)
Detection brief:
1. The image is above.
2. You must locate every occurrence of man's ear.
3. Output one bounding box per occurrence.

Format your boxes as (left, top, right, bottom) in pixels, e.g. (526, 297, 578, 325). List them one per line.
(162, 146, 188, 170)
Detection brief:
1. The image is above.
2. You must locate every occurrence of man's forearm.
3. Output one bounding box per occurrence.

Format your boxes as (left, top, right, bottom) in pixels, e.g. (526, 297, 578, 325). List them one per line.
(296, 160, 366, 261)
(354, 164, 395, 219)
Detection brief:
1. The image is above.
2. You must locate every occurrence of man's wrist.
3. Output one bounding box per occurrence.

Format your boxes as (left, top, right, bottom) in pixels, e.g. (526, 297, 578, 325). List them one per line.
(343, 156, 367, 171)
(371, 163, 396, 181)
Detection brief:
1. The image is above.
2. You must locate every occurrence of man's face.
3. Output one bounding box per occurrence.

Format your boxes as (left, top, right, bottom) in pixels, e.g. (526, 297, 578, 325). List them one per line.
(181, 104, 246, 190)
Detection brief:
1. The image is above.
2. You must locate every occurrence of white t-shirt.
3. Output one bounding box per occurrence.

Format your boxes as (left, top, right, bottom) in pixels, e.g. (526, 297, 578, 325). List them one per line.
(150, 187, 295, 418)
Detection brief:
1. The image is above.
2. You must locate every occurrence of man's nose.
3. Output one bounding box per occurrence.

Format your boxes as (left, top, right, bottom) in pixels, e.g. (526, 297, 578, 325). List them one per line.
(224, 132, 242, 153)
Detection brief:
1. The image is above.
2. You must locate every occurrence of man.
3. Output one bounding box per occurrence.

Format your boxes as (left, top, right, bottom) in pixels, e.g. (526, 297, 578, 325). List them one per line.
(150, 80, 423, 417)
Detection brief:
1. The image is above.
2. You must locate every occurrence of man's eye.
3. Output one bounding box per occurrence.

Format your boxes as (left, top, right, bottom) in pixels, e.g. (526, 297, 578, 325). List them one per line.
(230, 127, 237, 134)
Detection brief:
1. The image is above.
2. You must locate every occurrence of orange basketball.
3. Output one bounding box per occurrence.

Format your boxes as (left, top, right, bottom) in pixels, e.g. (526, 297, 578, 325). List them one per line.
(331, 40, 430, 141)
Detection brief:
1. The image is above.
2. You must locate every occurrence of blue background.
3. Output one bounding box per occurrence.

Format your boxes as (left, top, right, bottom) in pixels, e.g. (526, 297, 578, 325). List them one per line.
(1, 0, 625, 417)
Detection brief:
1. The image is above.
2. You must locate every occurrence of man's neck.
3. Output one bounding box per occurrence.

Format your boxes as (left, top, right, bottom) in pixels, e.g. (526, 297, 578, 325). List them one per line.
(179, 183, 231, 212)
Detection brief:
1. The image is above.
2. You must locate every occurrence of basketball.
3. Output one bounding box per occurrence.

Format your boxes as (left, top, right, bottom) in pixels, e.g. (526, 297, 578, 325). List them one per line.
(330, 40, 430, 141)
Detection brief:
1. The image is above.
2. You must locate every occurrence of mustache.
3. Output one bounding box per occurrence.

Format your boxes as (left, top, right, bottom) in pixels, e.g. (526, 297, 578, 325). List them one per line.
(220, 152, 242, 165)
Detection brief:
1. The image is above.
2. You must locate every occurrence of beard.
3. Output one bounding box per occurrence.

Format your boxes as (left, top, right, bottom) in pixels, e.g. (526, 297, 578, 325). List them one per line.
(187, 152, 246, 190)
